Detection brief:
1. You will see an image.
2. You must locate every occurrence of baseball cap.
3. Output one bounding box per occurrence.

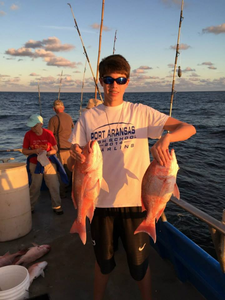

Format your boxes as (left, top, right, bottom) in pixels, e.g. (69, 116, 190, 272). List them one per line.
(26, 114, 43, 127)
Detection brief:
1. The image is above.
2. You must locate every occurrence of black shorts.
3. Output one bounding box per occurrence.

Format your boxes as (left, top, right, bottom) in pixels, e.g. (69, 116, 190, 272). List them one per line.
(90, 207, 150, 281)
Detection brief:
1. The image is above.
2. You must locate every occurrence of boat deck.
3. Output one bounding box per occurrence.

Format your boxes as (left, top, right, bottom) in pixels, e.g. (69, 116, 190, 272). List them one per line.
(0, 190, 205, 300)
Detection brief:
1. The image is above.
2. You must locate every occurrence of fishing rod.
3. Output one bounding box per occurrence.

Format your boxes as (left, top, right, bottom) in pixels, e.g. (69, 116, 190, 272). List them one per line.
(94, 0, 105, 101)
(58, 70, 63, 100)
(0, 148, 22, 153)
(80, 59, 87, 115)
(169, 0, 184, 117)
(67, 3, 103, 102)
(38, 83, 42, 116)
(113, 30, 117, 55)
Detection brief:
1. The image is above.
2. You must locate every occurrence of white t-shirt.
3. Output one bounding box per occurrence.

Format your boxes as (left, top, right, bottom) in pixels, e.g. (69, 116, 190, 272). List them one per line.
(69, 101, 169, 208)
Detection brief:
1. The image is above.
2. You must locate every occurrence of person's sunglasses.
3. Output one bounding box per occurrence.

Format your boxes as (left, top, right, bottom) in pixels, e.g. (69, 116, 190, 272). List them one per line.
(102, 76, 128, 85)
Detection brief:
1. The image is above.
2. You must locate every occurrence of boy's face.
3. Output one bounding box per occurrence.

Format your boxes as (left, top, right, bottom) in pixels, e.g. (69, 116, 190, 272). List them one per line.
(100, 72, 129, 106)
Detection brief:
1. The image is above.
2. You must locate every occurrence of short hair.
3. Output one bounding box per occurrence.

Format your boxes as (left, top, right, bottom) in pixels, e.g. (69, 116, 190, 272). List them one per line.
(99, 54, 130, 79)
(53, 99, 64, 108)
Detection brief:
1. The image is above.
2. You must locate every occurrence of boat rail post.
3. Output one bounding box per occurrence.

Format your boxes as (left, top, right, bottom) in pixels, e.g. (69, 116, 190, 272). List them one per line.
(210, 209, 225, 273)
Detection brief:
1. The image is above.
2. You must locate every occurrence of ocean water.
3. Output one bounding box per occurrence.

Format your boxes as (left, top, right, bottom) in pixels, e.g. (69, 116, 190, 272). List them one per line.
(0, 91, 224, 256)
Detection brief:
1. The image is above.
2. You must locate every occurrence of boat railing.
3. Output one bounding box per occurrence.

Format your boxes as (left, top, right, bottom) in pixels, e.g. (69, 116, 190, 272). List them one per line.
(162, 196, 225, 273)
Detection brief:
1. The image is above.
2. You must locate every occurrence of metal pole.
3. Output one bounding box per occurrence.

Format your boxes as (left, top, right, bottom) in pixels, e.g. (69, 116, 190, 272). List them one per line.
(67, 3, 103, 102)
(169, 0, 184, 117)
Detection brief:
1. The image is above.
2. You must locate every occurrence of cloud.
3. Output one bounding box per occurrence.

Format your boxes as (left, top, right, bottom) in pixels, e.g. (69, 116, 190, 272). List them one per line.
(91, 23, 111, 31)
(182, 67, 196, 72)
(5, 37, 77, 69)
(208, 66, 217, 70)
(25, 40, 43, 48)
(0, 2, 4, 5)
(200, 62, 213, 66)
(24, 37, 75, 52)
(10, 4, 19, 10)
(0, 74, 10, 78)
(170, 43, 190, 50)
(44, 56, 77, 68)
(132, 66, 153, 74)
(189, 72, 200, 78)
(168, 63, 174, 68)
(0, 10, 6, 16)
(202, 23, 225, 35)
(6, 47, 34, 57)
(34, 49, 55, 58)
(30, 73, 39, 76)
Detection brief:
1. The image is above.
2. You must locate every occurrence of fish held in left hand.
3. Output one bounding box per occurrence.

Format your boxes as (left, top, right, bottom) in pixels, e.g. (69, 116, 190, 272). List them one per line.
(134, 149, 180, 243)
(70, 140, 103, 245)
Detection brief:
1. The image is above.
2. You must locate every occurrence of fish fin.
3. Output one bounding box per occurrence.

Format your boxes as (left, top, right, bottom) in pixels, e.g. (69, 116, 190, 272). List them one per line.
(2, 251, 10, 257)
(155, 206, 166, 222)
(32, 243, 39, 247)
(41, 270, 45, 278)
(86, 201, 95, 223)
(173, 183, 180, 200)
(134, 220, 157, 243)
(70, 220, 87, 245)
(141, 198, 147, 212)
(100, 177, 109, 193)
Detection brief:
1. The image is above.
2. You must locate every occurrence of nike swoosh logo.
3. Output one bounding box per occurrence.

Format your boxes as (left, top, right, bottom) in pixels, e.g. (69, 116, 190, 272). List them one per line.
(138, 243, 146, 251)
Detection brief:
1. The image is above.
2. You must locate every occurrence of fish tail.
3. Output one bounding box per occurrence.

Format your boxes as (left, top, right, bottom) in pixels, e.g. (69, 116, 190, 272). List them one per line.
(70, 220, 87, 245)
(134, 220, 157, 243)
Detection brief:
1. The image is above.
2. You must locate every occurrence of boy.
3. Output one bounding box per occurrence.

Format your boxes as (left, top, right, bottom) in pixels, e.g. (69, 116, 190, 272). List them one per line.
(68, 54, 196, 300)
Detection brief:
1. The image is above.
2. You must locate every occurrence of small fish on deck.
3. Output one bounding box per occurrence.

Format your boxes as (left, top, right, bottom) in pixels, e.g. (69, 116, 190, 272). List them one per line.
(28, 261, 48, 284)
(15, 244, 51, 266)
(135, 149, 180, 243)
(70, 140, 103, 245)
(0, 249, 27, 267)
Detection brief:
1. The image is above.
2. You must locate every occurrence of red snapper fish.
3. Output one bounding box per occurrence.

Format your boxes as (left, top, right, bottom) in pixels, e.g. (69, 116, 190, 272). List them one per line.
(135, 149, 180, 243)
(28, 261, 48, 284)
(70, 140, 103, 245)
(0, 249, 27, 267)
(15, 244, 51, 266)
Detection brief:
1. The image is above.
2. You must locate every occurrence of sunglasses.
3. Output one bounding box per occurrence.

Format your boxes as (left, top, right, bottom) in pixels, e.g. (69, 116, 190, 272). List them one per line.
(102, 76, 128, 85)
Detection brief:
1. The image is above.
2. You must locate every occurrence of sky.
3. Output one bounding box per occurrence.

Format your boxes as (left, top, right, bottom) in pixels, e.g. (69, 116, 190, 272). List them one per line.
(0, 0, 225, 93)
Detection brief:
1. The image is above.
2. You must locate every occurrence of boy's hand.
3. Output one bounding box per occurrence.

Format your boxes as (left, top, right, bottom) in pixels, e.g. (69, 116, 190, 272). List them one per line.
(70, 144, 86, 163)
(150, 134, 171, 166)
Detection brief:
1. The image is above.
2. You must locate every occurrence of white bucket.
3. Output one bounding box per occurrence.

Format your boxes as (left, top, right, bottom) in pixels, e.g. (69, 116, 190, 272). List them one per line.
(0, 163, 32, 242)
(0, 265, 30, 300)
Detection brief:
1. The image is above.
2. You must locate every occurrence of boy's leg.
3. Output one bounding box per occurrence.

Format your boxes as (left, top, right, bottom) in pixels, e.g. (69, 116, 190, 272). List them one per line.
(137, 266, 152, 300)
(91, 208, 117, 300)
(93, 261, 110, 300)
(119, 207, 152, 299)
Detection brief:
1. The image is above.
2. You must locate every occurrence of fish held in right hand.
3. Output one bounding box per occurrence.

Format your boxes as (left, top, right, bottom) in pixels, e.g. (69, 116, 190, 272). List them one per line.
(134, 149, 180, 243)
